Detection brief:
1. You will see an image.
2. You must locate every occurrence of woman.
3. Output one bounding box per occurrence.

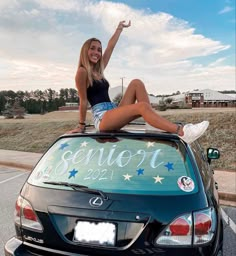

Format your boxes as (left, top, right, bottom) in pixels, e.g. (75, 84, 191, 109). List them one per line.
(69, 21, 209, 144)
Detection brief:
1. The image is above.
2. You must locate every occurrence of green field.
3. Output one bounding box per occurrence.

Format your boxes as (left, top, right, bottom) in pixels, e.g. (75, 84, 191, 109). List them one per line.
(0, 108, 235, 170)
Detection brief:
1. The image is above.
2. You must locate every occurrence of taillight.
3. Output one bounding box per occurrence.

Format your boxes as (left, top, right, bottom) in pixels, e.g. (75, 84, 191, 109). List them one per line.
(193, 208, 216, 245)
(14, 195, 43, 231)
(170, 217, 190, 236)
(195, 213, 211, 235)
(23, 204, 37, 221)
(155, 207, 217, 246)
(155, 213, 192, 245)
(14, 196, 23, 225)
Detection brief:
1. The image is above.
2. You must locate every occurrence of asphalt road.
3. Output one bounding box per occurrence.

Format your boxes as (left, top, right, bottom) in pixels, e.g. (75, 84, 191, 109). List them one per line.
(0, 166, 235, 256)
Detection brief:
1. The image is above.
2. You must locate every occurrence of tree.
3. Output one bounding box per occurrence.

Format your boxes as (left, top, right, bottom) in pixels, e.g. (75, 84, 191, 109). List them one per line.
(68, 88, 78, 102)
(0, 91, 15, 114)
(0, 88, 80, 114)
(33, 89, 48, 114)
(12, 98, 25, 119)
(165, 97, 173, 104)
(2, 102, 14, 119)
(157, 97, 167, 111)
(113, 93, 122, 105)
(0, 93, 6, 114)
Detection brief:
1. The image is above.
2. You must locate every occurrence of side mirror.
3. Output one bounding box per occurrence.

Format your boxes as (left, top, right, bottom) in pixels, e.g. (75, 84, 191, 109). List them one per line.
(207, 148, 220, 164)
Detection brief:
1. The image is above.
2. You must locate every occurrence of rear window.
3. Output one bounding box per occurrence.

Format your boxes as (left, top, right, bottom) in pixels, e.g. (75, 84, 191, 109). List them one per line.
(28, 136, 198, 195)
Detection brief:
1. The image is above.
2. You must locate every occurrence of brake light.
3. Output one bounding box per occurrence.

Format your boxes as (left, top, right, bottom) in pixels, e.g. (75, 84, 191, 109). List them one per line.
(23, 204, 37, 221)
(15, 199, 21, 216)
(14, 195, 43, 231)
(155, 213, 192, 245)
(155, 208, 217, 246)
(14, 196, 23, 225)
(170, 217, 190, 236)
(193, 208, 216, 245)
(195, 213, 212, 235)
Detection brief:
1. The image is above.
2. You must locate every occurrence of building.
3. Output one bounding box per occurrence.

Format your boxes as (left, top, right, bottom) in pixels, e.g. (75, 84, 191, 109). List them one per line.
(70, 86, 235, 111)
(170, 89, 236, 108)
(58, 102, 78, 111)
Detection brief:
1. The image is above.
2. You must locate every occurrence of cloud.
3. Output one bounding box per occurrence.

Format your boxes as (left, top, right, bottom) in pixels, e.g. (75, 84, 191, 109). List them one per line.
(0, 0, 235, 94)
(219, 6, 234, 14)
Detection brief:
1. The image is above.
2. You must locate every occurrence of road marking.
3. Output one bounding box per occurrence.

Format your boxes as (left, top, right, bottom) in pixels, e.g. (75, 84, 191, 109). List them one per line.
(221, 207, 236, 234)
(0, 172, 27, 184)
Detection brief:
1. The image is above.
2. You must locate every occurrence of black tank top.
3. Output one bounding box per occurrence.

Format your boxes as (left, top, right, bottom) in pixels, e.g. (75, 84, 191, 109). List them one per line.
(87, 79, 111, 107)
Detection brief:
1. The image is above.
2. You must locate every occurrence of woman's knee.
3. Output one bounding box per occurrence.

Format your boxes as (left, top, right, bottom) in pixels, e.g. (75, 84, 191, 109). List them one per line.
(136, 102, 151, 113)
(129, 78, 144, 87)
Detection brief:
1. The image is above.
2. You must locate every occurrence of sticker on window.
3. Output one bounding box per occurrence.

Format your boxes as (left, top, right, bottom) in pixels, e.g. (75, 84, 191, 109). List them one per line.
(177, 176, 195, 192)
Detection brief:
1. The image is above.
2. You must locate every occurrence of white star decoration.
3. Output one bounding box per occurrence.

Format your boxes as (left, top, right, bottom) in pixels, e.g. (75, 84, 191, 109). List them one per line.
(81, 141, 88, 147)
(123, 174, 132, 181)
(47, 155, 54, 161)
(153, 175, 164, 184)
(147, 141, 155, 148)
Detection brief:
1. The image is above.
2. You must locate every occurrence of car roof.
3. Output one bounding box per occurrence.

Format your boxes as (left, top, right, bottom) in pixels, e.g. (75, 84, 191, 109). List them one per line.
(60, 122, 182, 142)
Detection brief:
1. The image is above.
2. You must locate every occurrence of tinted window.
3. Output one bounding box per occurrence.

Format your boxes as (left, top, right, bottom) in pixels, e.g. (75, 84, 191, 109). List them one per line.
(190, 142, 212, 185)
(28, 136, 198, 195)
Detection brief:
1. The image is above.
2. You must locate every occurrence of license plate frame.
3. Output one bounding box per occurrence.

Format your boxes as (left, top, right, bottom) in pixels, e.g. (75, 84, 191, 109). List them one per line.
(73, 221, 116, 246)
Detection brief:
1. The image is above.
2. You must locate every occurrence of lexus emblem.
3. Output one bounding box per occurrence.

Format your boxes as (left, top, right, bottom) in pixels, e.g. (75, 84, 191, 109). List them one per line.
(89, 197, 103, 207)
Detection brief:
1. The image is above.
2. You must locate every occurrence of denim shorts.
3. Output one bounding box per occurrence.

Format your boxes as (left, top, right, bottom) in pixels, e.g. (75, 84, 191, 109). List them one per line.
(91, 102, 117, 131)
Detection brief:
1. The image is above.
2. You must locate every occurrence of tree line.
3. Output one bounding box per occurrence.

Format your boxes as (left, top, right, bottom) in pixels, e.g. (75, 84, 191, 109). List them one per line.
(1, 88, 234, 116)
(0, 88, 79, 115)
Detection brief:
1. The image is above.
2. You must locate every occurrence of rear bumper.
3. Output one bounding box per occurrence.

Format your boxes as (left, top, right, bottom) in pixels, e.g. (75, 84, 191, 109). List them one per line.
(4, 237, 31, 256)
(4, 237, 88, 256)
(5, 235, 223, 256)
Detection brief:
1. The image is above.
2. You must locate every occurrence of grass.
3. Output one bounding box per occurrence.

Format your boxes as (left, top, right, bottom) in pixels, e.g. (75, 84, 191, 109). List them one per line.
(0, 108, 235, 170)
(162, 110, 236, 171)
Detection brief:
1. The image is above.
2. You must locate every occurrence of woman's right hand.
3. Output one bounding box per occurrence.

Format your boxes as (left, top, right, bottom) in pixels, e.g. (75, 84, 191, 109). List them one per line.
(66, 125, 85, 134)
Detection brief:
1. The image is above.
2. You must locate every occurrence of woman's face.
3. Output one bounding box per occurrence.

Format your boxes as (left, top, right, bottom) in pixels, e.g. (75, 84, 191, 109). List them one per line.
(88, 40, 102, 64)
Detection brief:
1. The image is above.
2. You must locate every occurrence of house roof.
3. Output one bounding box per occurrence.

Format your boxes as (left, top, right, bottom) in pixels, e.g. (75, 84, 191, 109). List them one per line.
(109, 86, 235, 104)
(189, 89, 235, 101)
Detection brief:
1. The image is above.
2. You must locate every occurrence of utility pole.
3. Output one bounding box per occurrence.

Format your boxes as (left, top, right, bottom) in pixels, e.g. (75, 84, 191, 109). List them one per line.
(120, 77, 125, 97)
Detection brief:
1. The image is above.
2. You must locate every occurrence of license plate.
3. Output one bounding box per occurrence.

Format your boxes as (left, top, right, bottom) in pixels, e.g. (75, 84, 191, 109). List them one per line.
(73, 221, 116, 246)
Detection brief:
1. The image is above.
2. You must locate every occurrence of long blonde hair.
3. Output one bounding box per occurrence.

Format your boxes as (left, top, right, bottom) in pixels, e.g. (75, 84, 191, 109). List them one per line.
(78, 38, 105, 87)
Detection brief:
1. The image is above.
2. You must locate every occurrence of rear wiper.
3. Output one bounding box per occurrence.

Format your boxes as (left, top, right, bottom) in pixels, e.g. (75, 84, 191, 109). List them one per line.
(43, 181, 108, 200)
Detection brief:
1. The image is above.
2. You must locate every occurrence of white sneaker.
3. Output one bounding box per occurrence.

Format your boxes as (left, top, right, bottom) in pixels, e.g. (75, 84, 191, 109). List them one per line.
(180, 121, 209, 144)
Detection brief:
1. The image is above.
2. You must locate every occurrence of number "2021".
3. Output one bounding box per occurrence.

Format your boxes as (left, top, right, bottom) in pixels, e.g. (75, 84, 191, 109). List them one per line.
(84, 169, 114, 181)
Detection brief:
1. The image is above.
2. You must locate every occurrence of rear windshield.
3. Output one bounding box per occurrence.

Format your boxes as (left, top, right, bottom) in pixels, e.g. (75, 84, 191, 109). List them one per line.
(28, 136, 198, 195)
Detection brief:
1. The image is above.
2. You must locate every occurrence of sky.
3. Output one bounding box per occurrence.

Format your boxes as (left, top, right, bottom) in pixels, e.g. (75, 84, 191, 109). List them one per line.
(0, 0, 235, 95)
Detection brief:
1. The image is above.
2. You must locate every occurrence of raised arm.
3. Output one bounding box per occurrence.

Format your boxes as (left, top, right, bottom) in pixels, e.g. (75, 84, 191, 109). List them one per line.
(103, 20, 131, 69)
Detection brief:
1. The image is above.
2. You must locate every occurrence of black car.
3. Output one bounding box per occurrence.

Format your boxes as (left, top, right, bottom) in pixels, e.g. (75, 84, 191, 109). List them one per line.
(5, 124, 223, 256)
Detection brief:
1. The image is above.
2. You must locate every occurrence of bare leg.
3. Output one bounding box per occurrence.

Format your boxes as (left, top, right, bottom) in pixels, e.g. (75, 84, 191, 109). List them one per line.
(119, 79, 150, 106)
(100, 79, 183, 135)
(99, 102, 182, 134)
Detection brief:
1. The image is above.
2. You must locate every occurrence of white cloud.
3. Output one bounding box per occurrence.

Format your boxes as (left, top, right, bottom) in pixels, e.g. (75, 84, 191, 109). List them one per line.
(209, 58, 227, 67)
(219, 6, 234, 14)
(34, 0, 79, 11)
(0, 0, 19, 9)
(0, 0, 235, 94)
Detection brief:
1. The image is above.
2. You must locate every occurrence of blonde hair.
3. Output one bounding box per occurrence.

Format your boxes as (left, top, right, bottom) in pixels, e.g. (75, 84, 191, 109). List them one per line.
(78, 38, 105, 87)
